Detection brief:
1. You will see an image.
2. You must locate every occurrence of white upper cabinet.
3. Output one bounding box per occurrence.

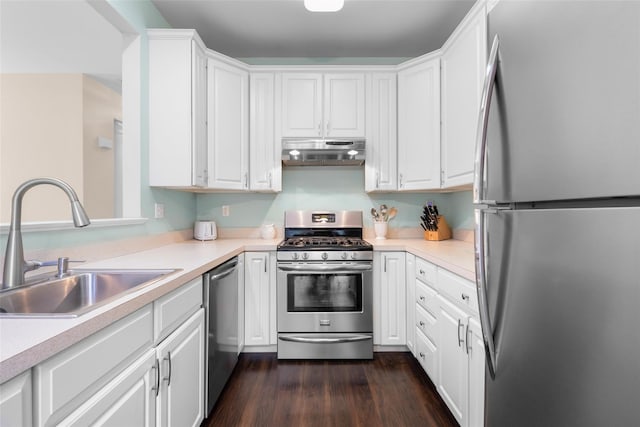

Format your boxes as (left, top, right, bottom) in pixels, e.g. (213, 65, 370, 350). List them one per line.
(207, 57, 249, 190)
(281, 73, 365, 138)
(397, 56, 441, 191)
(365, 72, 398, 192)
(149, 30, 208, 188)
(249, 72, 281, 191)
(441, 4, 487, 188)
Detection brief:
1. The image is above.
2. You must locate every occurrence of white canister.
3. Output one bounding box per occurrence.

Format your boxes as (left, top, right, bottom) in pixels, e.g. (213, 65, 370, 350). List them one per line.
(260, 223, 276, 240)
(374, 221, 388, 240)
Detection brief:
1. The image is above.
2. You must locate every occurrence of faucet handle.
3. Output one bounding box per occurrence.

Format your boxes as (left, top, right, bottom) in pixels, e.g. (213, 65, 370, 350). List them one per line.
(27, 257, 84, 277)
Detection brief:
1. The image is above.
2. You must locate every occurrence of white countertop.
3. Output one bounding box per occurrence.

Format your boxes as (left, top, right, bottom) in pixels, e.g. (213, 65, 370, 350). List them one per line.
(0, 237, 473, 383)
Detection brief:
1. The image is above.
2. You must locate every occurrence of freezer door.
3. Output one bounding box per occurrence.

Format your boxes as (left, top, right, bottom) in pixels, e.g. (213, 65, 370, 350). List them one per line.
(479, 207, 640, 426)
(483, 1, 640, 203)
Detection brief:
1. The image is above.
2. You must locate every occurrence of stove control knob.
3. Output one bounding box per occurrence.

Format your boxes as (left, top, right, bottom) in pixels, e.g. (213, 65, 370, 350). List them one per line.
(351, 253, 358, 260)
(322, 252, 328, 260)
(292, 253, 299, 260)
(302, 253, 309, 260)
(341, 252, 348, 260)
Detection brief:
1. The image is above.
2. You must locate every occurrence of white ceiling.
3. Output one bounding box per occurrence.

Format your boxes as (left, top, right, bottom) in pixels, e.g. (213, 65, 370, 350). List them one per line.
(151, 0, 475, 61)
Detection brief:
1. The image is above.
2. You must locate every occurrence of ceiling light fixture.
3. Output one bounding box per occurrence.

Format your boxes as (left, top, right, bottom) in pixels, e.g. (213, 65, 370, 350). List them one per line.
(304, 0, 344, 12)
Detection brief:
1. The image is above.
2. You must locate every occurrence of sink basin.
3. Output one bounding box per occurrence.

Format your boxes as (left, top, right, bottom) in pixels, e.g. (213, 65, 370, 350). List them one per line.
(0, 269, 178, 317)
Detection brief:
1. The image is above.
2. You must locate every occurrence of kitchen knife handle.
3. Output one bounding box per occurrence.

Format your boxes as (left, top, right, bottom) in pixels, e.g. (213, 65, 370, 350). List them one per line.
(473, 34, 500, 204)
(475, 207, 498, 378)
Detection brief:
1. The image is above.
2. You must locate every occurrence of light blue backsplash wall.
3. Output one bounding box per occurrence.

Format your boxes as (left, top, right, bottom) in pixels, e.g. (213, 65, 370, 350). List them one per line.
(197, 167, 473, 230)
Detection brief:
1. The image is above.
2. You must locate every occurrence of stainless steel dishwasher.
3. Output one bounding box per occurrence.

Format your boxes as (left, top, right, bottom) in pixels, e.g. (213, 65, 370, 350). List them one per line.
(204, 256, 239, 415)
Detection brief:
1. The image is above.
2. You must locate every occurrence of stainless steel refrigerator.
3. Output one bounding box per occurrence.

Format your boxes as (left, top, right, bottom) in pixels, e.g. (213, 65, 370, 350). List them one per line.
(474, 1, 640, 426)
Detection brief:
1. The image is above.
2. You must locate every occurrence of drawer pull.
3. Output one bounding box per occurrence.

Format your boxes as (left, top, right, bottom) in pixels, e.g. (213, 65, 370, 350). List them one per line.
(461, 293, 470, 302)
(419, 352, 425, 359)
(419, 269, 425, 275)
(419, 296, 426, 302)
(419, 321, 425, 327)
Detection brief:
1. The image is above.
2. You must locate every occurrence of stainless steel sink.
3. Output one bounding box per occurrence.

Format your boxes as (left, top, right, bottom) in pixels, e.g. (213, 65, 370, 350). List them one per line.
(0, 269, 178, 317)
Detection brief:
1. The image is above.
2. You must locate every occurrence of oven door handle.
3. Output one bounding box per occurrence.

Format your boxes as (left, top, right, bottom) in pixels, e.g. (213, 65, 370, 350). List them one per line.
(278, 335, 372, 344)
(277, 264, 372, 272)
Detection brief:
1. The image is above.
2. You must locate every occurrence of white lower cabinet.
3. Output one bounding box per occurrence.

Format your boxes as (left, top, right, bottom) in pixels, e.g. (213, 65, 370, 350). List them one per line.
(0, 370, 32, 427)
(244, 252, 276, 347)
(58, 350, 157, 427)
(156, 309, 205, 427)
(437, 295, 470, 425)
(29, 278, 205, 427)
(408, 256, 485, 427)
(374, 251, 406, 346)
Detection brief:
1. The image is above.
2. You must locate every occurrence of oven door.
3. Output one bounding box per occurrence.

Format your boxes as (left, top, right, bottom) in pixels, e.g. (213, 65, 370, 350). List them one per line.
(277, 261, 373, 333)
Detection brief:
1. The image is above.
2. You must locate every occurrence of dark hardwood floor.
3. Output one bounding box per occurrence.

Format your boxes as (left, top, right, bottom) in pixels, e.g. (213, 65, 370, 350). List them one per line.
(202, 352, 457, 427)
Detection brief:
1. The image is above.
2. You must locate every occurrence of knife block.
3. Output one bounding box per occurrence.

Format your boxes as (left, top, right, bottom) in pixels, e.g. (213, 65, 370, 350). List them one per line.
(424, 216, 452, 241)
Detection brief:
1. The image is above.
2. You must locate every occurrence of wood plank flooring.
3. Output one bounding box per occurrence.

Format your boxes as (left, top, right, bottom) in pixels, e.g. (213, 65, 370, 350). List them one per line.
(202, 352, 457, 427)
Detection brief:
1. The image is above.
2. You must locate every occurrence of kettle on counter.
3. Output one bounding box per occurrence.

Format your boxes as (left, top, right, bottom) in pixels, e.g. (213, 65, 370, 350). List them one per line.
(194, 221, 217, 241)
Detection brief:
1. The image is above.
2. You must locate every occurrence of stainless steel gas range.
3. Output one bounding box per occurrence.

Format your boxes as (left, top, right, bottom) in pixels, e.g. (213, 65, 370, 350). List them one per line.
(276, 210, 373, 359)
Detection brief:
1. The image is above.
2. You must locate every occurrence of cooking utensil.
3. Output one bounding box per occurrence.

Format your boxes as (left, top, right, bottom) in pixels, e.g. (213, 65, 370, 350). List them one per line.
(388, 207, 397, 220)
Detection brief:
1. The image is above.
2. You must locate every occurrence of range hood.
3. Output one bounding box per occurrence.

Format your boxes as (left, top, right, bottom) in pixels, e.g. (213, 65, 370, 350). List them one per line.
(281, 138, 366, 166)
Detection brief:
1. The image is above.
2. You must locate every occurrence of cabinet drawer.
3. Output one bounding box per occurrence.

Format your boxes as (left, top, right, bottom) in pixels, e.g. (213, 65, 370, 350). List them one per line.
(438, 268, 478, 315)
(154, 277, 203, 343)
(415, 329, 438, 383)
(416, 304, 437, 343)
(34, 306, 153, 427)
(415, 257, 437, 288)
(416, 278, 438, 314)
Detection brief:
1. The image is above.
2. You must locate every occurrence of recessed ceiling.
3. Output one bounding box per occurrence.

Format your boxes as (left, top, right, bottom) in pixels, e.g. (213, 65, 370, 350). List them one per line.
(151, 0, 475, 61)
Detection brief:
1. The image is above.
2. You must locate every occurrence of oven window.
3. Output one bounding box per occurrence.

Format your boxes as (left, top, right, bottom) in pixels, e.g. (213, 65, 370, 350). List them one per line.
(287, 273, 362, 312)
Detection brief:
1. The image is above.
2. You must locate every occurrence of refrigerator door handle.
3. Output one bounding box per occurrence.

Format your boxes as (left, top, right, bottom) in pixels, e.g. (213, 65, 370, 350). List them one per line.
(475, 207, 498, 379)
(473, 34, 500, 204)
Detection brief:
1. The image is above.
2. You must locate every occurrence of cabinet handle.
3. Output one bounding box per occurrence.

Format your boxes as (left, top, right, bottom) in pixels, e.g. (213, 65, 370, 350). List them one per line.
(268, 172, 272, 188)
(152, 358, 160, 397)
(264, 256, 268, 273)
(457, 319, 465, 348)
(318, 123, 321, 136)
(419, 269, 425, 275)
(461, 293, 470, 302)
(399, 173, 403, 188)
(384, 255, 387, 273)
(376, 172, 379, 189)
(465, 323, 472, 355)
(244, 173, 248, 188)
(163, 352, 172, 386)
(419, 352, 425, 359)
(419, 321, 425, 327)
(419, 295, 426, 302)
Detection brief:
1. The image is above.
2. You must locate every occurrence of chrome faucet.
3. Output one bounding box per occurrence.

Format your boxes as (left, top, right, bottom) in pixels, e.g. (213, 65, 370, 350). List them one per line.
(2, 178, 90, 290)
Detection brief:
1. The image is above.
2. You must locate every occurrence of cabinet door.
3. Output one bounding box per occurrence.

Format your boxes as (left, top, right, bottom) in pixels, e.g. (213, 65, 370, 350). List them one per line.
(149, 31, 200, 187)
(58, 350, 157, 427)
(405, 254, 416, 355)
(250, 72, 280, 191)
(441, 5, 487, 188)
(281, 73, 323, 137)
(207, 59, 249, 190)
(376, 252, 406, 346)
(0, 371, 32, 427)
(365, 73, 397, 192)
(398, 57, 441, 190)
(437, 295, 469, 426)
(192, 40, 208, 187)
(244, 252, 272, 346)
(157, 309, 205, 427)
(324, 73, 365, 137)
(467, 319, 485, 427)
(237, 253, 245, 354)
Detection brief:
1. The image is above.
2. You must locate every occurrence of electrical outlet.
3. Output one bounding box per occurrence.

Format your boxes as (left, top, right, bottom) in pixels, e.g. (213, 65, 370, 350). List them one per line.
(154, 203, 165, 219)
(222, 205, 230, 217)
